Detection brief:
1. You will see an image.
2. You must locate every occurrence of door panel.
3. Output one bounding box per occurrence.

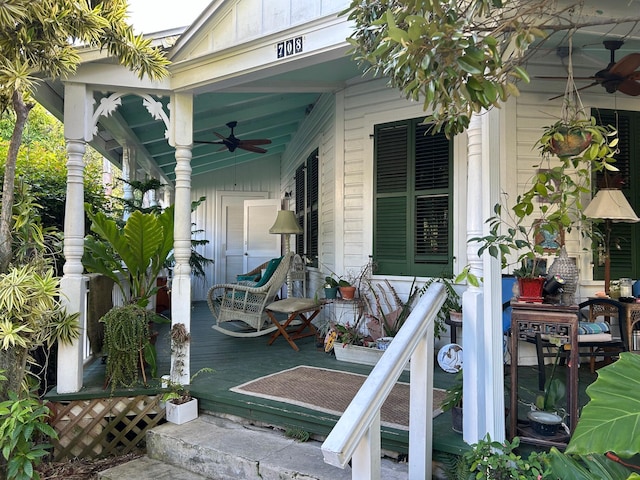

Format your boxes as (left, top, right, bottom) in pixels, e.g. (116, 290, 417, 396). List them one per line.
(244, 199, 281, 273)
(218, 192, 267, 284)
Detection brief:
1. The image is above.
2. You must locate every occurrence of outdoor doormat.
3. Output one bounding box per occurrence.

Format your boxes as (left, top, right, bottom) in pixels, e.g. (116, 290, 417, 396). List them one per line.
(230, 365, 446, 431)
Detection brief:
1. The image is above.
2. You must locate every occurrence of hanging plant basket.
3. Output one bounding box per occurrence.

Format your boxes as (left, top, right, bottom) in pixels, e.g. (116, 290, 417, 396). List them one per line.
(549, 127, 592, 158)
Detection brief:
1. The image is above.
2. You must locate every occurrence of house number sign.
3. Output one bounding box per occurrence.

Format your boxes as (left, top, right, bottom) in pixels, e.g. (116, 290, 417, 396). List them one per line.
(277, 36, 303, 58)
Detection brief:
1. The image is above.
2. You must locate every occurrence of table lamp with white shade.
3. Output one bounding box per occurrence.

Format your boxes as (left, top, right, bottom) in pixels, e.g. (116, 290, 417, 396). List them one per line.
(583, 188, 639, 295)
(269, 210, 303, 296)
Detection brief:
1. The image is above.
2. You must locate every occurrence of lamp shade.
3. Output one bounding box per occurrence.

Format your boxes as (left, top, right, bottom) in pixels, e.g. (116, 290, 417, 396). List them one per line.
(269, 210, 303, 234)
(583, 189, 640, 223)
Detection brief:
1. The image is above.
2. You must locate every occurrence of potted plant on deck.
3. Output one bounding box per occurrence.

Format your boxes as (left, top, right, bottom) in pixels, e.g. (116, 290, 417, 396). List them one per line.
(161, 323, 214, 424)
(441, 370, 463, 433)
(83, 205, 175, 388)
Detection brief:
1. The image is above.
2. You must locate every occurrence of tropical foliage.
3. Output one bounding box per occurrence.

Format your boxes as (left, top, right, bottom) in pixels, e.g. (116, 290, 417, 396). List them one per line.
(0, 378, 57, 480)
(567, 353, 640, 457)
(342, 0, 640, 138)
(0, 263, 79, 399)
(83, 205, 175, 307)
(0, 0, 169, 272)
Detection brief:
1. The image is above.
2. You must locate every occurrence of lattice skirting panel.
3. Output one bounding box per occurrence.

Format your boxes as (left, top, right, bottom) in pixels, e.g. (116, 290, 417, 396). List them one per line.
(48, 395, 165, 460)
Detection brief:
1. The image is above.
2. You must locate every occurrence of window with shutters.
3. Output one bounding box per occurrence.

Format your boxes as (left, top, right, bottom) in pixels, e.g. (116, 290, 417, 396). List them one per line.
(295, 149, 319, 266)
(373, 118, 453, 276)
(593, 110, 640, 280)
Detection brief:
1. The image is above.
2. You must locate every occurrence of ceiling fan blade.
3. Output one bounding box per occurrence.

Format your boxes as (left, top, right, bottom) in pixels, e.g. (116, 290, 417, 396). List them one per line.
(238, 139, 272, 146)
(616, 78, 640, 96)
(548, 81, 599, 100)
(609, 53, 640, 77)
(238, 144, 268, 154)
(213, 131, 226, 140)
(194, 140, 225, 145)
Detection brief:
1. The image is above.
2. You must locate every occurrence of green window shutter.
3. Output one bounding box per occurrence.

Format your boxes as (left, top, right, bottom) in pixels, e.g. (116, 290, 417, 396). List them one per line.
(594, 111, 639, 281)
(375, 196, 408, 274)
(295, 163, 305, 256)
(307, 151, 319, 262)
(294, 149, 319, 265)
(374, 119, 452, 277)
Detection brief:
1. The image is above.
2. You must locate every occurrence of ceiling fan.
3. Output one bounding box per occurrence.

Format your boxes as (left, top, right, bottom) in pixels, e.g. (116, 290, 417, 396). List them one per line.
(194, 121, 272, 153)
(548, 40, 640, 98)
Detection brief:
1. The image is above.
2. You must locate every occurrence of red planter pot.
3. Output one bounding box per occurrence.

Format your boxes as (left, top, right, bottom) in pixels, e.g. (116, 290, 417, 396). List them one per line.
(517, 277, 545, 303)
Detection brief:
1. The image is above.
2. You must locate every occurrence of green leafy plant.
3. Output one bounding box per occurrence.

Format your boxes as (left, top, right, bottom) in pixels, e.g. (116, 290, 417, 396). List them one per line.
(0, 379, 57, 480)
(461, 434, 546, 480)
(284, 427, 310, 443)
(161, 367, 214, 405)
(534, 336, 566, 413)
(83, 204, 175, 307)
(101, 304, 159, 389)
(567, 352, 640, 457)
(441, 370, 463, 412)
(324, 275, 340, 288)
(0, 263, 79, 399)
(419, 276, 461, 338)
(470, 115, 618, 280)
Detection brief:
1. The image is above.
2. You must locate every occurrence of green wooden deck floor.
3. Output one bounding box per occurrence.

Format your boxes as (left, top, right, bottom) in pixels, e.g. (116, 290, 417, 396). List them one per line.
(48, 301, 599, 457)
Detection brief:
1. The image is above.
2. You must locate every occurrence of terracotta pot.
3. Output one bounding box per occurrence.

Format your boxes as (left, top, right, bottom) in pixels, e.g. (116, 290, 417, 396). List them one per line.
(517, 277, 545, 303)
(339, 286, 356, 300)
(550, 129, 592, 158)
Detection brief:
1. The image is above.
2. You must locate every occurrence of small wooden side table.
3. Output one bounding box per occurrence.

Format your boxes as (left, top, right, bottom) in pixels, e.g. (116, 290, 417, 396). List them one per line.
(266, 298, 321, 351)
(509, 302, 579, 448)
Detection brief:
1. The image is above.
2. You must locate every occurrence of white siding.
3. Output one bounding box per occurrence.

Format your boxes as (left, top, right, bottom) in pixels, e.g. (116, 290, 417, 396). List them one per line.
(174, 0, 349, 60)
(280, 93, 337, 295)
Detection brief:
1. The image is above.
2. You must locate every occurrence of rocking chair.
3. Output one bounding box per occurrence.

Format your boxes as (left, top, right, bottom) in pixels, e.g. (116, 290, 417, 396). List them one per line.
(207, 252, 293, 337)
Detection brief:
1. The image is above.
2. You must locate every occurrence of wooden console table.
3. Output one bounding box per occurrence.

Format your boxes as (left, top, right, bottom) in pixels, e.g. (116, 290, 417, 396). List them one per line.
(509, 302, 579, 448)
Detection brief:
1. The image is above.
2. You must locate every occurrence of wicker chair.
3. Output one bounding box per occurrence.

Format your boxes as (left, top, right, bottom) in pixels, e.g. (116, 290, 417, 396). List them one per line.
(207, 252, 293, 337)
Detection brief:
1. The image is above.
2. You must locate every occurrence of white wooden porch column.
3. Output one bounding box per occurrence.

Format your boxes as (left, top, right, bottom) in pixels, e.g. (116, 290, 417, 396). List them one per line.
(121, 144, 134, 220)
(169, 92, 193, 385)
(57, 83, 91, 393)
(463, 109, 505, 443)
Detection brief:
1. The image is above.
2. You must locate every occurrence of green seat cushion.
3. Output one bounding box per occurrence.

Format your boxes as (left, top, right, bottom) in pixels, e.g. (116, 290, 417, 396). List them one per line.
(254, 256, 283, 287)
(237, 273, 260, 282)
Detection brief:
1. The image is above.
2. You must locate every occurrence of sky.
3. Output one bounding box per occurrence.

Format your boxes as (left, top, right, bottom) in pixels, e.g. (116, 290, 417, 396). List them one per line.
(127, 0, 211, 34)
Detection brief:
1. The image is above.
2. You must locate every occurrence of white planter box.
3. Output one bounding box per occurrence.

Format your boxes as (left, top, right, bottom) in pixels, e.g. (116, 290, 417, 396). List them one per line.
(165, 398, 198, 425)
(333, 342, 409, 371)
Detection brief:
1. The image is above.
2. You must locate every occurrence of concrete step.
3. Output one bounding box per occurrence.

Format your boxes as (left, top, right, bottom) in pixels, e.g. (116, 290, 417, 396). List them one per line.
(100, 415, 409, 480)
(98, 456, 208, 479)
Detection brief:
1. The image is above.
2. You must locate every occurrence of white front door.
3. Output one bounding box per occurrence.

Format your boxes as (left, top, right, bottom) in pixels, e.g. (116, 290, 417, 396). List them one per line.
(217, 192, 268, 284)
(243, 199, 281, 273)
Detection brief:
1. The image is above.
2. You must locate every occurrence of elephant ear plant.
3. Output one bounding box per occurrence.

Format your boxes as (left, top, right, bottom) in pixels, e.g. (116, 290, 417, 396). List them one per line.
(83, 204, 175, 307)
(83, 204, 174, 389)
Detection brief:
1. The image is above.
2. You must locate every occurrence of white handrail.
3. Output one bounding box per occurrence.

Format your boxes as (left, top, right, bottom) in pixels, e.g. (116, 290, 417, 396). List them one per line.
(321, 283, 446, 479)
